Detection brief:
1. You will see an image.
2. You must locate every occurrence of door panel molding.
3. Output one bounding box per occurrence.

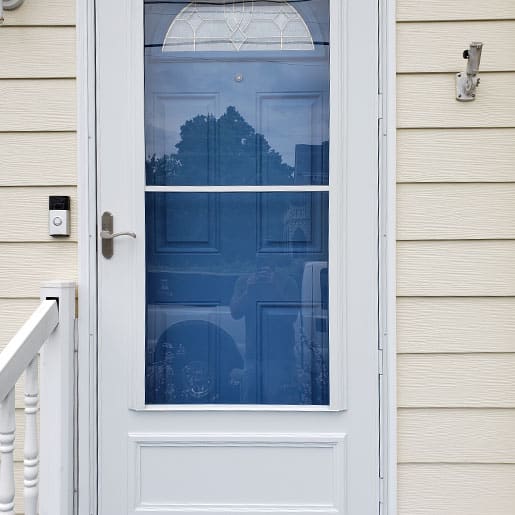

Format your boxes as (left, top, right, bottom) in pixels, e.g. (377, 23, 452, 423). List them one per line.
(128, 433, 346, 514)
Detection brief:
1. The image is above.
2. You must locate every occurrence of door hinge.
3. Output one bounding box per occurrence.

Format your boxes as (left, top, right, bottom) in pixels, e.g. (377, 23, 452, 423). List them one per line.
(378, 348, 384, 376)
(377, 92, 384, 121)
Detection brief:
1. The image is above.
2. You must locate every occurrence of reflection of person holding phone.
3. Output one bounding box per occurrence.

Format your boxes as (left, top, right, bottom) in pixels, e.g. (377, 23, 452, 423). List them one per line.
(230, 256, 299, 404)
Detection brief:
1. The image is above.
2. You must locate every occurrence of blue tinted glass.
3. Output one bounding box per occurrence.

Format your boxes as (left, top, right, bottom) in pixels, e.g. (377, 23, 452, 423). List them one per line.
(144, 0, 330, 186)
(145, 192, 329, 405)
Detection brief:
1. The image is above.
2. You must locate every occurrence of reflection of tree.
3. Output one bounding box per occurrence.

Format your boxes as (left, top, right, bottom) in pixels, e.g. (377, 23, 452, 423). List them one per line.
(146, 106, 294, 185)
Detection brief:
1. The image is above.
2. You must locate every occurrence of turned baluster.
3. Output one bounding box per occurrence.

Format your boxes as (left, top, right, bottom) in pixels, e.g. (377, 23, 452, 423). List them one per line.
(24, 359, 39, 515)
(0, 388, 15, 515)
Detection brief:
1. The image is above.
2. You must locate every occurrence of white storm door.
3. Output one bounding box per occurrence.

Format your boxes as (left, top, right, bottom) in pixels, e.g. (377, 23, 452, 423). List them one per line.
(96, 1, 379, 514)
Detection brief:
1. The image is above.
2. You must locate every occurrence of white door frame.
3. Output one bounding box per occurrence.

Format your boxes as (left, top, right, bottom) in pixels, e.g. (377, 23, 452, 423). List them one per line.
(76, 0, 397, 513)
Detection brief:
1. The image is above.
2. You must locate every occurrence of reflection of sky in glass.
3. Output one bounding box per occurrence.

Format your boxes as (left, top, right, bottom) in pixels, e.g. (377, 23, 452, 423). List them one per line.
(144, 0, 330, 185)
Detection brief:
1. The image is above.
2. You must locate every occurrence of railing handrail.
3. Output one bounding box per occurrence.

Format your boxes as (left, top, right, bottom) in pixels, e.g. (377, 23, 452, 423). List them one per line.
(0, 281, 75, 515)
(0, 299, 59, 402)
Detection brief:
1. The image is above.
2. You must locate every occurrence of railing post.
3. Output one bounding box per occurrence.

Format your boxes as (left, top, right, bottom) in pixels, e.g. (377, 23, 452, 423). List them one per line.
(39, 281, 75, 515)
(24, 358, 39, 515)
(0, 388, 15, 515)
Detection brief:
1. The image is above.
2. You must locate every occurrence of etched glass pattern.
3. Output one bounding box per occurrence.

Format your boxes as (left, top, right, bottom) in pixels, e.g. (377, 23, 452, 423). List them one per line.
(163, 1, 314, 52)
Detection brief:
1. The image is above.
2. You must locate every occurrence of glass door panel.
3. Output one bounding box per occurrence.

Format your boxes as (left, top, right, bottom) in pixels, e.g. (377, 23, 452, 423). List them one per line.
(144, 0, 331, 406)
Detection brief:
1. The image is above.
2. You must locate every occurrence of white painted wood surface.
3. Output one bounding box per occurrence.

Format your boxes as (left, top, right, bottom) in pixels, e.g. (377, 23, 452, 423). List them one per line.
(397, 183, 515, 240)
(397, 0, 515, 21)
(397, 128, 515, 183)
(397, 297, 515, 353)
(39, 282, 75, 515)
(0, 188, 77, 242)
(0, 282, 76, 514)
(0, 28, 75, 78)
(97, 0, 379, 513)
(0, 300, 39, 351)
(397, 73, 515, 128)
(0, 301, 57, 403)
(0, 244, 77, 298)
(23, 360, 38, 515)
(0, 389, 15, 515)
(0, 80, 75, 132)
(398, 21, 515, 73)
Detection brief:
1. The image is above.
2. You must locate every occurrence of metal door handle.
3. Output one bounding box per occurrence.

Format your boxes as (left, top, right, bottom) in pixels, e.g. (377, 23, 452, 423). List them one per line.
(100, 211, 136, 259)
(100, 230, 136, 240)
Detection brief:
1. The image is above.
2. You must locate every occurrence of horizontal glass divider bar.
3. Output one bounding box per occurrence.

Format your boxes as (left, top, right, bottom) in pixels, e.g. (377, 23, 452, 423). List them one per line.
(145, 185, 330, 193)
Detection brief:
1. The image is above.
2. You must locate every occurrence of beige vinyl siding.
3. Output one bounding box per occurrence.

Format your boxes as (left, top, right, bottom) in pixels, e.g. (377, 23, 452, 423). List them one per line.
(398, 74, 515, 128)
(397, 0, 515, 22)
(397, 297, 515, 353)
(398, 21, 515, 73)
(0, 133, 76, 186)
(0, 3, 76, 513)
(398, 183, 515, 240)
(398, 464, 515, 515)
(397, 128, 515, 182)
(0, 27, 75, 78)
(0, 0, 74, 26)
(0, 187, 77, 241)
(397, 2, 515, 514)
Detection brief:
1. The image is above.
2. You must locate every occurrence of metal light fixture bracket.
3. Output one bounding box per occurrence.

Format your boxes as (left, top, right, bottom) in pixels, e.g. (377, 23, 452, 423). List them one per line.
(456, 42, 483, 102)
(0, 0, 25, 24)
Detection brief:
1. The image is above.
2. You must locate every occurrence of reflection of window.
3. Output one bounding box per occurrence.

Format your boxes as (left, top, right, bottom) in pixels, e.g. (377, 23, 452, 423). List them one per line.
(163, 1, 314, 52)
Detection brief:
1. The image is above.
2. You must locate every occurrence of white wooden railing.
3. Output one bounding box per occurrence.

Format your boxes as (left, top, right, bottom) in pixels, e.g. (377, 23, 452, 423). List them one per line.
(0, 282, 75, 515)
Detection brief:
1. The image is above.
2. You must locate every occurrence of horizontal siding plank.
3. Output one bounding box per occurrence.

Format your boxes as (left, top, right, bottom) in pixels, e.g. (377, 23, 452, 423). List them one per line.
(397, 128, 515, 183)
(0, 243, 77, 297)
(12, 409, 28, 462)
(397, 183, 515, 240)
(0, 133, 76, 186)
(397, 297, 515, 353)
(13, 462, 24, 514)
(398, 464, 515, 515)
(398, 354, 515, 407)
(0, 187, 77, 241)
(398, 241, 515, 296)
(0, 298, 40, 348)
(397, 73, 515, 128)
(0, 27, 75, 79)
(398, 408, 515, 463)
(0, 79, 75, 132)
(398, 21, 515, 73)
(397, 0, 515, 21)
(0, 0, 75, 26)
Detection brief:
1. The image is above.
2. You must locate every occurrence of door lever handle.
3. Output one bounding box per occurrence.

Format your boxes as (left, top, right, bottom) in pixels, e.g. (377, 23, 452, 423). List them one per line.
(100, 230, 136, 240)
(100, 211, 136, 259)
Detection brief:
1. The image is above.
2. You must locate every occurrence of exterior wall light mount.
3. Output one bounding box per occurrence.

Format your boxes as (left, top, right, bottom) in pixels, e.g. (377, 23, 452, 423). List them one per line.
(0, 0, 25, 24)
(456, 42, 483, 101)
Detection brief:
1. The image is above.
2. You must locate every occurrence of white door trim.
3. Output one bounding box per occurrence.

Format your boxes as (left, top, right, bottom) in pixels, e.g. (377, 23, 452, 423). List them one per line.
(378, 0, 397, 514)
(76, 0, 397, 513)
(76, 0, 98, 513)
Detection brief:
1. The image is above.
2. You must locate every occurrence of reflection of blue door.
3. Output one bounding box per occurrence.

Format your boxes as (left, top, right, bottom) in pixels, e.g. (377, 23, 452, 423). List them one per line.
(144, 0, 331, 405)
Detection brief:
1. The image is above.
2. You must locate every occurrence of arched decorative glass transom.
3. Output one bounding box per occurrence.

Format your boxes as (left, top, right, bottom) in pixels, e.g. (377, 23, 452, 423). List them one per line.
(162, 1, 315, 52)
